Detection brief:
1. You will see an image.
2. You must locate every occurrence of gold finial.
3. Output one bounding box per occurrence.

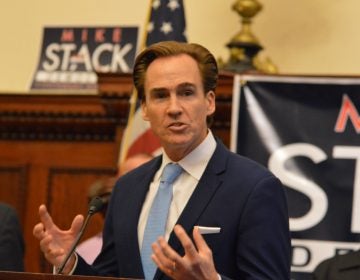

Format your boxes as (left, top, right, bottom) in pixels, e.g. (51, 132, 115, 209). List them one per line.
(222, 0, 278, 74)
(231, 0, 262, 46)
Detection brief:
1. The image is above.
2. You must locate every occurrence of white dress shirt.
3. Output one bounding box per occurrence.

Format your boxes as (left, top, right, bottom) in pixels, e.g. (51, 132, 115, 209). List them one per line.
(65, 131, 217, 276)
(138, 130, 217, 247)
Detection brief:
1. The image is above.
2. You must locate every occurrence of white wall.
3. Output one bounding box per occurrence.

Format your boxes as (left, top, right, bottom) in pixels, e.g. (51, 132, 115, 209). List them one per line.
(1, 0, 359, 92)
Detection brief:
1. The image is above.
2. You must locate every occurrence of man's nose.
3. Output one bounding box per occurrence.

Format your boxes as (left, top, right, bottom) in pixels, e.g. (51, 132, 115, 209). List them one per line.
(167, 95, 182, 114)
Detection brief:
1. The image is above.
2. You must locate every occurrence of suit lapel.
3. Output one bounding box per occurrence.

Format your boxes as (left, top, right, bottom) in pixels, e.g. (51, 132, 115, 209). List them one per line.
(167, 141, 228, 256)
(155, 142, 228, 279)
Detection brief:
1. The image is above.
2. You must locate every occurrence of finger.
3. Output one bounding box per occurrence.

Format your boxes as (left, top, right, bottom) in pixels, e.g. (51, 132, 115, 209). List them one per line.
(33, 222, 45, 239)
(43, 244, 65, 266)
(39, 204, 55, 230)
(152, 239, 177, 276)
(174, 224, 198, 257)
(42, 236, 64, 257)
(156, 237, 180, 264)
(39, 232, 67, 267)
(152, 240, 167, 270)
(152, 238, 169, 265)
(39, 233, 51, 252)
(70, 214, 84, 234)
(193, 226, 211, 252)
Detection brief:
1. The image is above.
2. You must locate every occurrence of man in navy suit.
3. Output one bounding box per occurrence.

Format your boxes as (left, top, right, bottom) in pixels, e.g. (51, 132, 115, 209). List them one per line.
(34, 41, 291, 279)
(0, 202, 25, 271)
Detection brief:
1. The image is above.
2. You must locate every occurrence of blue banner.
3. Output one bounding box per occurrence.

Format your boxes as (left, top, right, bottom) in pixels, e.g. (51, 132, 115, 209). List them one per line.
(231, 75, 360, 279)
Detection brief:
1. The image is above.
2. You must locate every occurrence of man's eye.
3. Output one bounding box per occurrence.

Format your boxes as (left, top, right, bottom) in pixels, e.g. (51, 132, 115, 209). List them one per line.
(154, 92, 167, 99)
(180, 90, 194, 96)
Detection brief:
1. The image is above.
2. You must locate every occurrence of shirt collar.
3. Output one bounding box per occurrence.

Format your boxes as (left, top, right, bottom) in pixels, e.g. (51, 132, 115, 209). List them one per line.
(157, 130, 217, 181)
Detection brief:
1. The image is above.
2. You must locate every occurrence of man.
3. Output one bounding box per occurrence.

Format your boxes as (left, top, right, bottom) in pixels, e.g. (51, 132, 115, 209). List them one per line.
(34, 41, 291, 279)
(0, 202, 25, 271)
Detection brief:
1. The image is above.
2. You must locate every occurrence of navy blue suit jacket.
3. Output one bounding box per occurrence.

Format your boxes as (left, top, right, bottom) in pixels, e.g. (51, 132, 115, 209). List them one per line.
(75, 141, 291, 279)
(0, 202, 25, 272)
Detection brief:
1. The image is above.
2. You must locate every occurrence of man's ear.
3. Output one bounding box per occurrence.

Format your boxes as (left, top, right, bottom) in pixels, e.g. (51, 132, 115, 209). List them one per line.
(206, 91, 216, 115)
(141, 101, 149, 121)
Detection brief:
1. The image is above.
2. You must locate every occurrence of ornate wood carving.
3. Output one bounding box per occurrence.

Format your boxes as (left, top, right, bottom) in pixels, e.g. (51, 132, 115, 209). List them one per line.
(0, 93, 129, 141)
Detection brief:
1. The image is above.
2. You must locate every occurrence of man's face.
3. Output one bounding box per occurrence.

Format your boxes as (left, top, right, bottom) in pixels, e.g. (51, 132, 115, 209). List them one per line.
(141, 54, 215, 160)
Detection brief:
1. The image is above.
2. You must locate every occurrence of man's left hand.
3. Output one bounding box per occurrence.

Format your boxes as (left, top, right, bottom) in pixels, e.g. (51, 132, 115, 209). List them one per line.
(152, 224, 219, 280)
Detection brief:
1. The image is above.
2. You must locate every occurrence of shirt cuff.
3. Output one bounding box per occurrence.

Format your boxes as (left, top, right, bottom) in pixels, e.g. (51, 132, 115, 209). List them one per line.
(53, 253, 78, 275)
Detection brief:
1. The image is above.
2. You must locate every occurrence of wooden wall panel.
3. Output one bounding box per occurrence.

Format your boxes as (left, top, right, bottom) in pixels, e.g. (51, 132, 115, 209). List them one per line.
(36, 168, 116, 272)
(47, 168, 114, 233)
(0, 140, 120, 272)
(0, 164, 28, 223)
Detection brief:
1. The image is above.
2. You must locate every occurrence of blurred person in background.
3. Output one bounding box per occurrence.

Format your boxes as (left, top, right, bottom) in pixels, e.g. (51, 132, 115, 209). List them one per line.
(313, 249, 360, 280)
(76, 176, 115, 264)
(0, 202, 25, 271)
(76, 153, 153, 264)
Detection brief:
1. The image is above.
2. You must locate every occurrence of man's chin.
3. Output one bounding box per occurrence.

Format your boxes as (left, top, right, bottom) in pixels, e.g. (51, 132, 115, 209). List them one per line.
(163, 136, 191, 148)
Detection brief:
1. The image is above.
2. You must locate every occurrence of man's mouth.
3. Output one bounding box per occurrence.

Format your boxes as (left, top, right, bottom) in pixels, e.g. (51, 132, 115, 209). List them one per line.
(168, 122, 186, 131)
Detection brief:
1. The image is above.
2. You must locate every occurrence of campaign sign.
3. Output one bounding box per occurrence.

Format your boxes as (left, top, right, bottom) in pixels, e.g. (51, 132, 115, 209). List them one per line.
(231, 75, 360, 280)
(30, 26, 138, 92)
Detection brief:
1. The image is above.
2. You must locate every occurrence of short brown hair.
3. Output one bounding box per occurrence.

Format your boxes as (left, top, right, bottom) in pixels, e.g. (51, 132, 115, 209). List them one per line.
(133, 41, 218, 101)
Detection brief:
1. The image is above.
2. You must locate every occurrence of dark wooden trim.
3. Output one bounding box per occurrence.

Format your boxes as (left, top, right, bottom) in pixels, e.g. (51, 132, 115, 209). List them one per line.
(0, 165, 28, 223)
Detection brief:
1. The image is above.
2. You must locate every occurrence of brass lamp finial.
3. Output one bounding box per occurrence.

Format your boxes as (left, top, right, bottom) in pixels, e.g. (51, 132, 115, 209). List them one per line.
(223, 0, 275, 73)
(231, 0, 262, 46)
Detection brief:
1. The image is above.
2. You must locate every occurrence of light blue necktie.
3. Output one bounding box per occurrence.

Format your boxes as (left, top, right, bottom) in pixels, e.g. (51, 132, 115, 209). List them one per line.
(141, 163, 183, 280)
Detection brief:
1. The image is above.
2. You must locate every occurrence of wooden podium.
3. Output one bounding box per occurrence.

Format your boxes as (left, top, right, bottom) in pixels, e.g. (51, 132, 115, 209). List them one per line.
(0, 271, 136, 280)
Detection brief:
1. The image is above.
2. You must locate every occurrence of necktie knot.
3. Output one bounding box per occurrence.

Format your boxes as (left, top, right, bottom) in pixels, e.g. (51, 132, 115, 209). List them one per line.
(161, 163, 183, 184)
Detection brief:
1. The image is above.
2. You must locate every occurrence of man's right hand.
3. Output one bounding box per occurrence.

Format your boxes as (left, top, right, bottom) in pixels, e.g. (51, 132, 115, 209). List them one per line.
(33, 204, 84, 274)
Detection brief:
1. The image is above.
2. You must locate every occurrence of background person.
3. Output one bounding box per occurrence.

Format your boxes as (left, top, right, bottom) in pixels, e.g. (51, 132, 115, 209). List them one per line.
(313, 249, 360, 280)
(75, 176, 115, 264)
(77, 153, 153, 264)
(0, 202, 25, 271)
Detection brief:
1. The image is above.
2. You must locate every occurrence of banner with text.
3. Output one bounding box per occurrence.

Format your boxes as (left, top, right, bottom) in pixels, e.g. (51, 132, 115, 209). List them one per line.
(231, 75, 360, 280)
(30, 26, 138, 92)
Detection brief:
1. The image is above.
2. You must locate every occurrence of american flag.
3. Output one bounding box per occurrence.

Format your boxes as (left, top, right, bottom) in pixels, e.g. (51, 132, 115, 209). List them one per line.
(146, 0, 187, 45)
(119, 0, 187, 163)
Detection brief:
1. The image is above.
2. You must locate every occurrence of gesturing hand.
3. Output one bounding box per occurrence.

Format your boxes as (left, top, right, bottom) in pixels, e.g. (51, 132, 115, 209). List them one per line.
(33, 204, 84, 274)
(152, 224, 219, 280)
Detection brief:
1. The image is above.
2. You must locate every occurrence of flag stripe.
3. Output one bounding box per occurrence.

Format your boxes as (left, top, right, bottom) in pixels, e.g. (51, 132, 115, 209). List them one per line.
(127, 128, 162, 158)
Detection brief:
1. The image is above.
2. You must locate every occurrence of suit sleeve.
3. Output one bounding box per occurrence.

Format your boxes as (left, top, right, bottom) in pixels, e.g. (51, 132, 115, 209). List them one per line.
(236, 175, 291, 280)
(0, 206, 25, 271)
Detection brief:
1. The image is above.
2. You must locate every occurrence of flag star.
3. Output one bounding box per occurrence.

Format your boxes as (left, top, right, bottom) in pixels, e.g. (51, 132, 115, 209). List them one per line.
(160, 22, 173, 35)
(147, 22, 154, 33)
(167, 0, 179, 11)
(183, 29, 187, 38)
(152, 0, 161, 10)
